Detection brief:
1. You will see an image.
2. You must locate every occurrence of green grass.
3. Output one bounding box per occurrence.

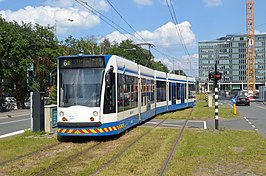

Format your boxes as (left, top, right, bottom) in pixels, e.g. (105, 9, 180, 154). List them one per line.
(98, 128, 266, 176)
(0, 128, 265, 175)
(165, 129, 266, 175)
(155, 94, 239, 120)
(0, 130, 58, 164)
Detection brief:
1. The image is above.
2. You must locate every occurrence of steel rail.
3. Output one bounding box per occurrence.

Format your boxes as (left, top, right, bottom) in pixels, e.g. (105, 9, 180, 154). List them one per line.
(160, 108, 194, 176)
(91, 117, 171, 176)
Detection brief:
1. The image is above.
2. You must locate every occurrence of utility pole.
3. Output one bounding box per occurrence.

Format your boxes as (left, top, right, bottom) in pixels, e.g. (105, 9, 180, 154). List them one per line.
(135, 43, 153, 66)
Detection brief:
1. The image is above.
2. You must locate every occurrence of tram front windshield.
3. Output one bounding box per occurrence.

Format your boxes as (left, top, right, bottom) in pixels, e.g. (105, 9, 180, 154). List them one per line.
(59, 68, 104, 107)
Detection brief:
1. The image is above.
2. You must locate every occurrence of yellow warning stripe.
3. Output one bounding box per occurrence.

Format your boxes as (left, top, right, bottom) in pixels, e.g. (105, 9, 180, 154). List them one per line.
(58, 124, 125, 134)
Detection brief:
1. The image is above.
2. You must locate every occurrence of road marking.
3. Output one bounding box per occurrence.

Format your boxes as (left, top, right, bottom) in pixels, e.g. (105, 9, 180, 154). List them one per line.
(0, 129, 27, 139)
(0, 118, 29, 125)
(161, 124, 182, 127)
(243, 116, 258, 132)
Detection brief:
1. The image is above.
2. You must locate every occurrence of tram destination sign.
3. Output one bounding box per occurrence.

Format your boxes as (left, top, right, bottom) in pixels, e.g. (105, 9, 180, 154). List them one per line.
(59, 56, 105, 68)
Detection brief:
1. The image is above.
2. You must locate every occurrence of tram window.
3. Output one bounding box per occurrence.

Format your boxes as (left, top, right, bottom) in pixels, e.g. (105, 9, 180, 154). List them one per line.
(141, 79, 154, 106)
(189, 84, 196, 98)
(177, 83, 181, 100)
(117, 74, 138, 112)
(156, 81, 166, 102)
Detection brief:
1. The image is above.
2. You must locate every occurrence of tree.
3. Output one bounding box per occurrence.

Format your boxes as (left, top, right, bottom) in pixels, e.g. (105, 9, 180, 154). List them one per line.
(0, 17, 59, 108)
(0, 19, 33, 108)
(30, 24, 59, 92)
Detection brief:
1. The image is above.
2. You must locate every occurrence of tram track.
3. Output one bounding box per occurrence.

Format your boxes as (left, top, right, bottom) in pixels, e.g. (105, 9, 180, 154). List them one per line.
(35, 142, 102, 176)
(1, 108, 194, 175)
(160, 107, 194, 176)
(90, 109, 193, 176)
(0, 142, 62, 167)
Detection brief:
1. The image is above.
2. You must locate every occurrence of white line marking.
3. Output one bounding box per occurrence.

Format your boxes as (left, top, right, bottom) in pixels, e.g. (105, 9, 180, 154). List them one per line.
(203, 121, 207, 130)
(145, 121, 159, 124)
(0, 129, 27, 139)
(188, 120, 207, 130)
(0, 118, 29, 125)
(161, 124, 182, 127)
(243, 116, 258, 132)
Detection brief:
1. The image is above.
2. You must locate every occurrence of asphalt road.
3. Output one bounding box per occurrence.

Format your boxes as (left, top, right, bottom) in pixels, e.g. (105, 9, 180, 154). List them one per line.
(237, 101, 266, 137)
(0, 109, 30, 136)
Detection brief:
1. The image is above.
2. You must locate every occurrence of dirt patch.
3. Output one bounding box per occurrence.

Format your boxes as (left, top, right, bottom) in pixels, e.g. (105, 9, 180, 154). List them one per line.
(194, 161, 256, 176)
(230, 146, 244, 153)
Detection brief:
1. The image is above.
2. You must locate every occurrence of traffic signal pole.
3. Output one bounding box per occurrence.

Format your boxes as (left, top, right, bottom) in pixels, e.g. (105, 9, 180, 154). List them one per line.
(214, 63, 219, 129)
(208, 63, 222, 130)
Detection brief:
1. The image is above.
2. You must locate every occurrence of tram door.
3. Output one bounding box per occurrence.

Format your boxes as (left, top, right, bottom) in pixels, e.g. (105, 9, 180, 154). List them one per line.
(180, 83, 185, 104)
(146, 80, 151, 111)
(171, 83, 176, 105)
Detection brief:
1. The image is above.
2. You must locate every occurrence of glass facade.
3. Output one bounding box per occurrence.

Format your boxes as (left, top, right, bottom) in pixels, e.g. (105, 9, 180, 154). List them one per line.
(198, 34, 266, 90)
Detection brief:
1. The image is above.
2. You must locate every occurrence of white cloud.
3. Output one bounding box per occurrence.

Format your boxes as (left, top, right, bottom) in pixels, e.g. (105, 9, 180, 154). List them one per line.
(137, 21, 196, 49)
(203, 0, 222, 7)
(154, 54, 198, 76)
(103, 21, 196, 49)
(255, 30, 266, 35)
(44, 0, 109, 11)
(0, 5, 100, 35)
(0, 0, 111, 36)
(102, 21, 197, 76)
(103, 31, 132, 44)
(133, 0, 153, 6)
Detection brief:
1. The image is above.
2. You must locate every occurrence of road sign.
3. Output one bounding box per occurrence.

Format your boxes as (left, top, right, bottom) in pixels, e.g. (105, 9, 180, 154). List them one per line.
(231, 97, 236, 104)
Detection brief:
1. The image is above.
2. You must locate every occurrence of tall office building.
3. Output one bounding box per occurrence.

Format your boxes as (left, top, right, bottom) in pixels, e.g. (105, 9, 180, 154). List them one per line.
(198, 34, 266, 94)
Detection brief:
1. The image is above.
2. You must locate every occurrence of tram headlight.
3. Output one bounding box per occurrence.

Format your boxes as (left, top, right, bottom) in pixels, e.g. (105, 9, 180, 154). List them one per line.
(93, 111, 98, 117)
(59, 111, 64, 117)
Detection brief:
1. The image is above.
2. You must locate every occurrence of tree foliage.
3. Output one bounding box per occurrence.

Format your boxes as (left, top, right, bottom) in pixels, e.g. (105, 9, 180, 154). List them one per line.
(0, 17, 58, 108)
(0, 17, 169, 108)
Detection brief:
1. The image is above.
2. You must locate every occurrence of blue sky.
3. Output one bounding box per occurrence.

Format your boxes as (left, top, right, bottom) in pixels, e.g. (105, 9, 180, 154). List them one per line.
(1, 0, 266, 77)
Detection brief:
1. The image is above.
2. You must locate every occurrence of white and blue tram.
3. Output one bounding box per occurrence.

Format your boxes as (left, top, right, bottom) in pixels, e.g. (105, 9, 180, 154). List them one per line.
(56, 54, 196, 140)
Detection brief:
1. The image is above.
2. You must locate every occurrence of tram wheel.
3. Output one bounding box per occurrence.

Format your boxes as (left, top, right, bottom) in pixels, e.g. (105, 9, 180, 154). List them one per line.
(57, 135, 68, 142)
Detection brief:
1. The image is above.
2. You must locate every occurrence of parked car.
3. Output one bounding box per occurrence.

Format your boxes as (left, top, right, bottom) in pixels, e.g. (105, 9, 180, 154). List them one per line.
(236, 95, 250, 106)
(24, 97, 31, 109)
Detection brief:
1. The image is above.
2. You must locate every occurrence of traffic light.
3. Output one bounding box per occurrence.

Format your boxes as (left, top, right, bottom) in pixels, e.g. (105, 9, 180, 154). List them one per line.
(214, 72, 222, 80)
(209, 72, 222, 81)
(209, 72, 215, 80)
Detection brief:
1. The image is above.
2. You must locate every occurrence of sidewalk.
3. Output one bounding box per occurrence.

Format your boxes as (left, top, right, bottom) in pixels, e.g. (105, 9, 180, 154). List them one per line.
(0, 109, 30, 119)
